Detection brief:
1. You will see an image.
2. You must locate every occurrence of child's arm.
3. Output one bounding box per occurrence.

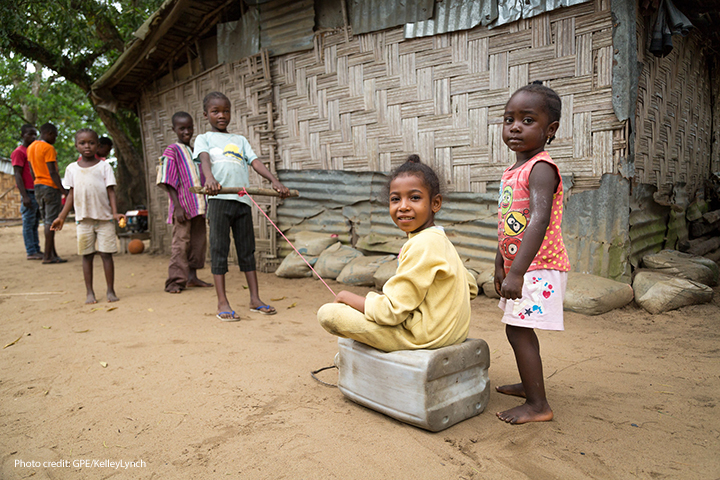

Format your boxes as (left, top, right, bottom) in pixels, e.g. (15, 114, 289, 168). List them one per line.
(500, 162, 559, 299)
(335, 291, 366, 313)
(494, 246, 505, 296)
(199, 152, 221, 195)
(166, 186, 187, 223)
(250, 159, 290, 198)
(50, 188, 74, 231)
(107, 186, 126, 225)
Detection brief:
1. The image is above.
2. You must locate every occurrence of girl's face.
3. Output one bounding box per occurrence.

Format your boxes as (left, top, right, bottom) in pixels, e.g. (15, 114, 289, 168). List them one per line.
(502, 91, 558, 162)
(75, 132, 98, 159)
(204, 98, 231, 132)
(389, 173, 441, 234)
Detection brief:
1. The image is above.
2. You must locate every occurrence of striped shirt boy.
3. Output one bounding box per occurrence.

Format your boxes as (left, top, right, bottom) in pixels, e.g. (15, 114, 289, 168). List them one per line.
(156, 143, 206, 223)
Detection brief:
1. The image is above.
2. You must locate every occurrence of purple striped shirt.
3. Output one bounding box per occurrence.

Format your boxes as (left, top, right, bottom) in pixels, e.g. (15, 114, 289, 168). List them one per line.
(156, 143, 206, 223)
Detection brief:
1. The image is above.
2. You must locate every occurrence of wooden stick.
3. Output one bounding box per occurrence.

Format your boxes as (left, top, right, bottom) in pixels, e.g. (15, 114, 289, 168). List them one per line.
(188, 186, 299, 197)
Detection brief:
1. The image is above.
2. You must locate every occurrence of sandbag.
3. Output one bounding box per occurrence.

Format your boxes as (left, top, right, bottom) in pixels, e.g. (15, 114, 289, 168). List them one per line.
(633, 271, 713, 314)
(337, 255, 397, 286)
(315, 242, 364, 280)
(373, 260, 398, 289)
(292, 231, 338, 256)
(476, 268, 500, 299)
(275, 251, 318, 278)
(642, 249, 718, 286)
(563, 272, 634, 315)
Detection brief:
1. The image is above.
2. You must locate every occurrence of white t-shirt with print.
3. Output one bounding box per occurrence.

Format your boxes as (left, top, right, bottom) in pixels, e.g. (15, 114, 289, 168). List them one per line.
(193, 132, 257, 206)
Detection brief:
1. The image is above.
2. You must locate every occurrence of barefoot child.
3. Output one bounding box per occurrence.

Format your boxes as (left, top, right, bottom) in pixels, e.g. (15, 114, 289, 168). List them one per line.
(317, 155, 478, 352)
(157, 112, 212, 293)
(51, 129, 125, 304)
(494, 82, 571, 424)
(197, 92, 290, 321)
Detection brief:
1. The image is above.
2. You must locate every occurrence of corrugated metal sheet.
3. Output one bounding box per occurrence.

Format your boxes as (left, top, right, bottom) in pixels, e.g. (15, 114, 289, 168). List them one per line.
(563, 174, 632, 282)
(259, 0, 315, 56)
(0, 159, 13, 176)
(349, 0, 434, 35)
(405, 0, 491, 38)
(217, 9, 260, 64)
(277, 169, 502, 268)
(405, 0, 593, 37)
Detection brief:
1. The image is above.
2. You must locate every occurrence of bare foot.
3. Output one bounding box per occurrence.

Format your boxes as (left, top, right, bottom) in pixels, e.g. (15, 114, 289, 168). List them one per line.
(186, 278, 212, 288)
(166, 285, 183, 294)
(86, 293, 97, 304)
(496, 402, 553, 424)
(496, 383, 526, 398)
(107, 291, 119, 302)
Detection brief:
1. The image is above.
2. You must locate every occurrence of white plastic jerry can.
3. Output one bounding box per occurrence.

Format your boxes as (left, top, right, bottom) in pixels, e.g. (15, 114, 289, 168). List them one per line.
(335, 337, 490, 432)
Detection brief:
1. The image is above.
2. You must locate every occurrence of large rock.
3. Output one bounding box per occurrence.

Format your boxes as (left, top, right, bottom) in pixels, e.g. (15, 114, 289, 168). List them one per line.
(275, 251, 318, 278)
(642, 249, 718, 286)
(633, 271, 713, 314)
(315, 242, 364, 280)
(373, 260, 398, 289)
(337, 255, 397, 286)
(476, 268, 500, 299)
(563, 272, 634, 315)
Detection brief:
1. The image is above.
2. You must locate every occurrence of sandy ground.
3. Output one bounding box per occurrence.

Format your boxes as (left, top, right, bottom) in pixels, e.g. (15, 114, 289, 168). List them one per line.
(0, 223, 719, 480)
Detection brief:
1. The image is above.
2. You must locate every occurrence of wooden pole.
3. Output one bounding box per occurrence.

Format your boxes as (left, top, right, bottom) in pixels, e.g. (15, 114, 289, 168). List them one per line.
(189, 186, 299, 197)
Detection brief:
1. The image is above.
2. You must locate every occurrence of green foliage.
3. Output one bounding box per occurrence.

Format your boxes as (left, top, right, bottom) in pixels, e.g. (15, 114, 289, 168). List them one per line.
(0, 56, 107, 174)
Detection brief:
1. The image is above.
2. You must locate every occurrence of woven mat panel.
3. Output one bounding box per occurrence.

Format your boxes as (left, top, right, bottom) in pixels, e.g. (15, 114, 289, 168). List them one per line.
(0, 174, 22, 220)
(635, 21, 712, 198)
(139, 54, 279, 266)
(271, 0, 625, 193)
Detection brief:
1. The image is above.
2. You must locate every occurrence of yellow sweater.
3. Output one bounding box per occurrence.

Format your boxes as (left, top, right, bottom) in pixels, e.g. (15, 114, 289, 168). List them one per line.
(364, 226, 478, 349)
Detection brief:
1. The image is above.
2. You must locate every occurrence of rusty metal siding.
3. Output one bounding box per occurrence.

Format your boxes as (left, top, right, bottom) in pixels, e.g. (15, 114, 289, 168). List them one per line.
(348, 0, 434, 35)
(628, 183, 671, 269)
(217, 9, 260, 64)
(259, 0, 316, 56)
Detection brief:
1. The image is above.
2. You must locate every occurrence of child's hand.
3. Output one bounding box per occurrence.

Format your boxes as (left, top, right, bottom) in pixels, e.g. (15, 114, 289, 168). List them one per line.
(334, 290, 365, 313)
(500, 271, 524, 300)
(50, 218, 64, 231)
(272, 180, 290, 198)
(173, 206, 187, 223)
(204, 178, 222, 196)
(114, 213, 126, 227)
(494, 266, 506, 297)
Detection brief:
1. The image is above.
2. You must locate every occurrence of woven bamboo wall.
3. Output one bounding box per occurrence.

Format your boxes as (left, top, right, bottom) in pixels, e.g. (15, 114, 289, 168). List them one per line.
(635, 23, 712, 199)
(271, 0, 626, 193)
(0, 173, 22, 220)
(138, 53, 279, 268)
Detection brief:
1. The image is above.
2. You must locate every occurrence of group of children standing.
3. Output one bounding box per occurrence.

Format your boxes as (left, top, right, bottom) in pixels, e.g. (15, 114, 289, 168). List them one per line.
(31, 82, 569, 425)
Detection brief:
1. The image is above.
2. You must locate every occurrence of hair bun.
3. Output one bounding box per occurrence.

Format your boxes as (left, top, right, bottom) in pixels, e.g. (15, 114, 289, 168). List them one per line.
(406, 154, 421, 164)
(530, 80, 544, 85)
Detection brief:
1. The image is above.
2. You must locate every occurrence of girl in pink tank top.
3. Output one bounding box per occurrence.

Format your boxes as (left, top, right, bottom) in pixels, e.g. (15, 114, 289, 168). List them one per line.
(494, 82, 570, 425)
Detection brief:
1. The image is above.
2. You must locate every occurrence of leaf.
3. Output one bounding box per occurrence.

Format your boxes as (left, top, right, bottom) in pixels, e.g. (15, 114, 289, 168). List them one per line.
(148, 308, 154, 312)
(90, 307, 102, 312)
(3, 334, 22, 349)
(242, 285, 248, 290)
(100, 361, 108, 368)
(106, 307, 117, 312)
(73, 329, 89, 333)
(42, 326, 51, 329)
(287, 302, 297, 309)
(271, 296, 286, 301)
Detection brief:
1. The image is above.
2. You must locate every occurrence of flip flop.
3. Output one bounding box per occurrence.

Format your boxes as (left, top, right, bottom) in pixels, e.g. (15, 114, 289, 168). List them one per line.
(27, 253, 43, 260)
(250, 305, 276, 315)
(42, 257, 68, 264)
(216, 311, 240, 322)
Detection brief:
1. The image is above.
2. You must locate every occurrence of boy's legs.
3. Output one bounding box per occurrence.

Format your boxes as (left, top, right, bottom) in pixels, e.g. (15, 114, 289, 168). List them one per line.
(100, 253, 118, 302)
(165, 218, 192, 293)
(36, 185, 65, 263)
(497, 325, 553, 424)
(96, 220, 119, 302)
(82, 253, 96, 304)
(21, 191, 42, 258)
(208, 199, 240, 321)
(186, 215, 211, 288)
(230, 203, 275, 314)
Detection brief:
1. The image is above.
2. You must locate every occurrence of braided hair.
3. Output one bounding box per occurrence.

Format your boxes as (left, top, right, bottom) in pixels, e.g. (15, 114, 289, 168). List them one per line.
(388, 154, 441, 199)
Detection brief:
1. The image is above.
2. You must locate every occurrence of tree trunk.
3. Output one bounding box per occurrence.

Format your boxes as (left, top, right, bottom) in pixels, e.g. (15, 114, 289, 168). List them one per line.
(94, 105, 146, 213)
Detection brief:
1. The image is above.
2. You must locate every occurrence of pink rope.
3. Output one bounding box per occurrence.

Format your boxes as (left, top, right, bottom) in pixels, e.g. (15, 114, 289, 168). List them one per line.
(242, 188, 337, 297)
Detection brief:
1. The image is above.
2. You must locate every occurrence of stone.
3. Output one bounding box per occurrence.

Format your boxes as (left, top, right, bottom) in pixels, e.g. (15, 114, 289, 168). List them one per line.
(633, 271, 713, 314)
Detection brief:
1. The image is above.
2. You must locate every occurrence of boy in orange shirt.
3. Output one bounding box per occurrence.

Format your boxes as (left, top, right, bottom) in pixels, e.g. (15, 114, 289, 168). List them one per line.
(27, 122, 67, 264)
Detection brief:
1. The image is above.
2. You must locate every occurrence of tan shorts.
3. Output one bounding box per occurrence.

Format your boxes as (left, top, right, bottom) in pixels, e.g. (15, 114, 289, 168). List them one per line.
(76, 219, 118, 255)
